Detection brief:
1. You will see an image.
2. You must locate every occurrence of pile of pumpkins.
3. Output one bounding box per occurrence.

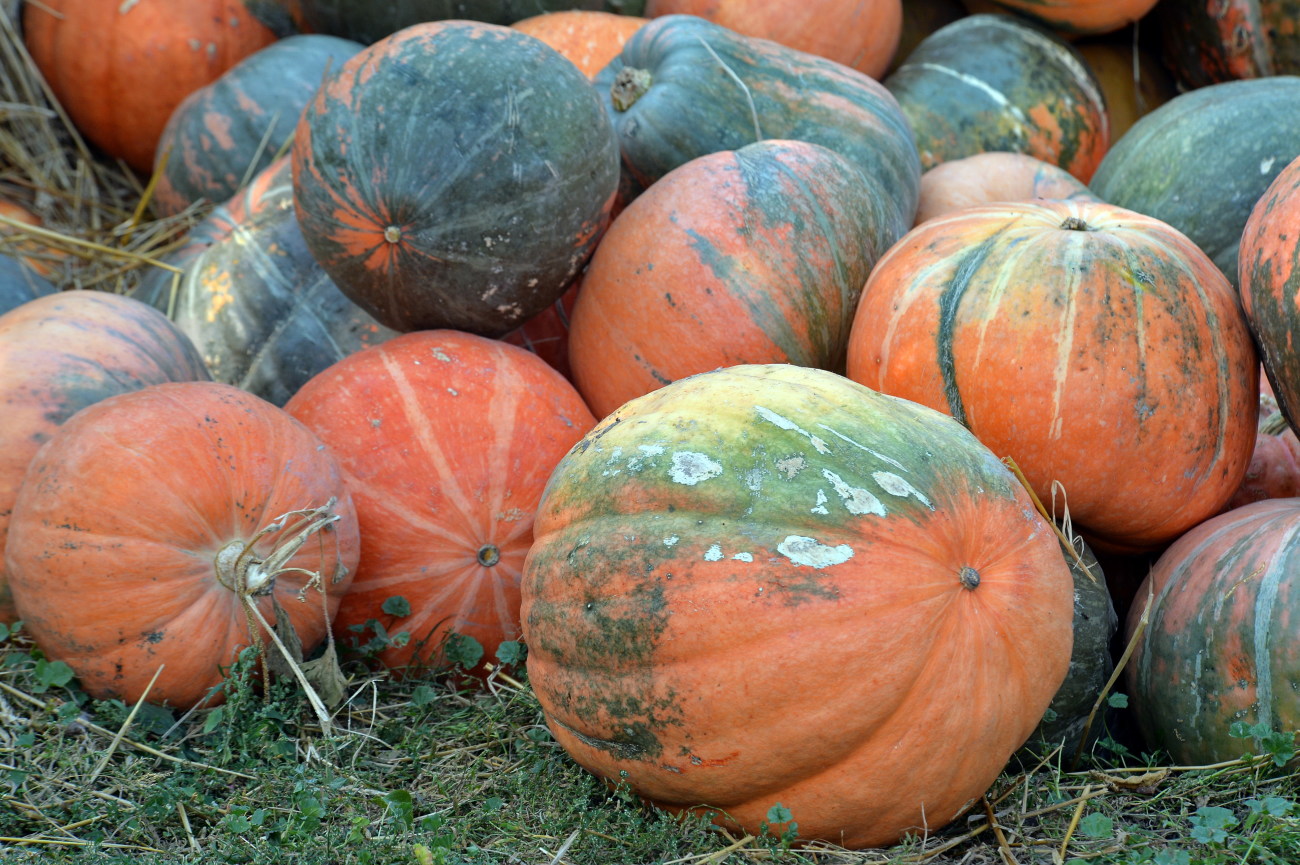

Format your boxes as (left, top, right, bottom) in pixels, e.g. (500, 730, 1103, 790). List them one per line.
(5, 0, 1300, 851)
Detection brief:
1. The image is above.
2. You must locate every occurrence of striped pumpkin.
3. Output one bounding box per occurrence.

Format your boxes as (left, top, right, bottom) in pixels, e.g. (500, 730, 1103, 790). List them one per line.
(884, 14, 1109, 182)
(1127, 498, 1300, 763)
(845, 199, 1258, 552)
(567, 139, 897, 418)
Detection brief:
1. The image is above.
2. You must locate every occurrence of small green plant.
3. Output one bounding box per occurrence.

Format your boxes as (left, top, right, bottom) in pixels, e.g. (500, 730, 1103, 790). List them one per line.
(1230, 720, 1298, 767)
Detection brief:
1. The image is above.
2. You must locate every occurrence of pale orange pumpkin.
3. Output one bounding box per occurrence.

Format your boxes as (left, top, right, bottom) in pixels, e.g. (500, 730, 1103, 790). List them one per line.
(512, 10, 647, 78)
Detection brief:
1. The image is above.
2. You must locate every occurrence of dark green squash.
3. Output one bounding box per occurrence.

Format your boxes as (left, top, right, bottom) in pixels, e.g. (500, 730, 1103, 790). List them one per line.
(292, 20, 620, 336)
(154, 158, 398, 406)
(1152, 0, 1300, 90)
(883, 14, 1109, 183)
(1090, 77, 1300, 283)
(593, 14, 922, 246)
(152, 34, 363, 218)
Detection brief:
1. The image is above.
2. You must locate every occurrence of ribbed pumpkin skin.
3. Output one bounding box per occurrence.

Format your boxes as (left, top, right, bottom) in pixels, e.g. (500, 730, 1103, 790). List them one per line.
(6, 382, 358, 708)
(265, 0, 605, 43)
(149, 157, 398, 406)
(985, 0, 1158, 35)
(1240, 152, 1300, 435)
(568, 140, 893, 419)
(22, 0, 278, 174)
(1127, 499, 1300, 764)
(845, 200, 1258, 552)
(884, 15, 1109, 183)
(915, 151, 1095, 225)
(292, 21, 620, 336)
(1153, 0, 1300, 90)
(594, 14, 922, 244)
(522, 363, 1074, 849)
(644, 0, 903, 79)
(511, 10, 646, 78)
(284, 331, 595, 672)
(152, 35, 364, 218)
(1091, 77, 1300, 284)
(0, 291, 211, 623)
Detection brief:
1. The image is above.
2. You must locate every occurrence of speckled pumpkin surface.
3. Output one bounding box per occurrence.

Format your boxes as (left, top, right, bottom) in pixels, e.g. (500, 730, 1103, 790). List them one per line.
(522, 363, 1074, 849)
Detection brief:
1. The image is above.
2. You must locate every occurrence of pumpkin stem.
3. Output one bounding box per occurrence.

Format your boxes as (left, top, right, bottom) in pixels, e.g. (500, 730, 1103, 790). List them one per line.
(611, 67, 652, 112)
(1060, 216, 1091, 231)
(1261, 410, 1291, 436)
(477, 544, 501, 567)
(958, 566, 981, 590)
(214, 498, 345, 597)
(383, 225, 402, 244)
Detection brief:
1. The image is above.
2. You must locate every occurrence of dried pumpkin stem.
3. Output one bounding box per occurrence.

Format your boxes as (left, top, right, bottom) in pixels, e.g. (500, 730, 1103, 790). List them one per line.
(611, 67, 652, 111)
(1002, 457, 1093, 580)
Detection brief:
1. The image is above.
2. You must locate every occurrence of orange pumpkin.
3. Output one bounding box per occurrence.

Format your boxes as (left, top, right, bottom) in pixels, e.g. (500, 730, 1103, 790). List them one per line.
(6, 381, 359, 708)
(846, 200, 1258, 552)
(644, 0, 903, 79)
(23, 0, 278, 174)
(984, 0, 1158, 35)
(511, 10, 647, 78)
(284, 330, 595, 673)
(0, 199, 64, 278)
(914, 151, 1095, 225)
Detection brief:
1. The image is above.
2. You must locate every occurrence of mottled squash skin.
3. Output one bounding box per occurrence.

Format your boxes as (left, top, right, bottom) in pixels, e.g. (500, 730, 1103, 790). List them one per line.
(568, 140, 896, 418)
(523, 363, 1074, 849)
(594, 14, 922, 246)
(0, 292, 211, 623)
(257, 0, 606, 43)
(153, 35, 364, 218)
(1127, 499, 1300, 764)
(1240, 152, 1300, 435)
(884, 15, 1109, 183)
(292, 21, 620, 336)
(1152, 0, 1300, 90)
(1092, 77, 1300, 284)
(846, 200, 1258, 552)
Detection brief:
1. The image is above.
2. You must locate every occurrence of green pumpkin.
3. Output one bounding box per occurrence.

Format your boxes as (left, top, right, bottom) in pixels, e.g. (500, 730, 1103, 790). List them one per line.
(1090, 77, 1300, 283)
(593, 14, 922, 246)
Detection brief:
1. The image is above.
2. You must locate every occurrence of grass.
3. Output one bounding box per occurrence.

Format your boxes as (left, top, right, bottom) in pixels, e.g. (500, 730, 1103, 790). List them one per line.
(3, 622, 1300, 865)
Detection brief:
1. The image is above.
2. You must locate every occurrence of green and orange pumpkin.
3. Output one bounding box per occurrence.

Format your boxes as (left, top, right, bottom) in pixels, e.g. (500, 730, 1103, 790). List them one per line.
(522, 363, 1074, 848)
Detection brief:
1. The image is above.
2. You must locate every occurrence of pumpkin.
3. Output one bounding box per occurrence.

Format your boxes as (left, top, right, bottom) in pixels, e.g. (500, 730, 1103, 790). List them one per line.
(6, 381, 358, 707)
(889, 0, 968, 76)
(522, 363, 1074, 849)
(255, 0, 606, 43)
(982, 0, 1157, 36)
(501, 282, 581, 381)
(594, 14, 922, 242)
(283, 330, 595, 673)
(845, 200, 1258, 552)
(1152, 0, 1300, 90)
(511, 10, 647, 78)
(292, 21, 620, 336)
(883, 15, 1109, 182)
(567, 139, 895, 419)
(1225, 378, 1300, 511)
(144, 156, 397, 406)
(135, 154, 299, 311)
(1075, 35, 1176, 141)
(1126, 498, 1300, 764)
(914, 151, 1095, 226)
(1240, 151, 1300, 434)
(1091, 77, 1300, 284)
(643, 0, 903, 80)
(23, 0, 278, 174)
(152, 34, 364, 218)
(0, 291, 211, 624)
(0, 199, 65, 278)
(1017, 540, 1116, 761)
(0, 253, 55, 316)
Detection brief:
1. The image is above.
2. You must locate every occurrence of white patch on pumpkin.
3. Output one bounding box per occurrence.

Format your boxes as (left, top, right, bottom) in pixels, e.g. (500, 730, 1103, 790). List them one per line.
(811, 489, 829, 515)
(704, 544, 723, 561)
(745, 468, 767, 491)
(873, 472, 934, 509)
(1262, 156, 1277, 174)
(775, 456, 806, 479)
(664, 535, 679, 547)
(822, 470, 886, 516)
(816, 424, 905, 469)
(670, 451, 723, 485)
(606, 447, 624, 465)
(754, 406, 830, 454)
(777, 535, 854, 569)
(431, 348, 452, 362)
(732, 552, 753, 562)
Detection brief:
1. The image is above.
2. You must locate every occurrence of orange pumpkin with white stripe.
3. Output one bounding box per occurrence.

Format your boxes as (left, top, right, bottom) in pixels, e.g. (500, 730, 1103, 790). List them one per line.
(845, 199, 1258, 552)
